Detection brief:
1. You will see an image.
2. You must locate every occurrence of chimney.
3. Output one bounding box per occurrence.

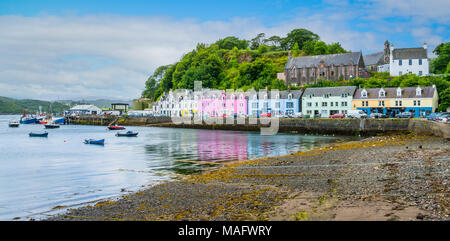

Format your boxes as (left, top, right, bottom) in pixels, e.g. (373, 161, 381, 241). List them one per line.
(423, 42, 427, 50)
(390, 44, 394, 63)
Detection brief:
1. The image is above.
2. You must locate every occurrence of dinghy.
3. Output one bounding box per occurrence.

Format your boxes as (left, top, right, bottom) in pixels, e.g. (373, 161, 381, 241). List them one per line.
(84, 139, 105, 145)
(116, 131, 138, 137)
(29, 132, 48, 137)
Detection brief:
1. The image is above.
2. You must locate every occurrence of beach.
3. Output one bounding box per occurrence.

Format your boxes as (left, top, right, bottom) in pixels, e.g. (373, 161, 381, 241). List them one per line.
(46, 134, 449, 221)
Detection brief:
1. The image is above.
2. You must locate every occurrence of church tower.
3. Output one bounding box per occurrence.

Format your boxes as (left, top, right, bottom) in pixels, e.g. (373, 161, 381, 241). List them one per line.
(384, 40, 390, 64)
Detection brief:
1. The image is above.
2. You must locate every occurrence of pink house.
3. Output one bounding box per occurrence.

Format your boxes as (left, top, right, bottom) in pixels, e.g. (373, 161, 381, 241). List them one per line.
(198, 90, 247, 118)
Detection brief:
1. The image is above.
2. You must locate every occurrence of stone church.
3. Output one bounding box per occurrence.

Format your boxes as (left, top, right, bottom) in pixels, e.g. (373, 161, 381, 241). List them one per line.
(283, 51, 365, 86)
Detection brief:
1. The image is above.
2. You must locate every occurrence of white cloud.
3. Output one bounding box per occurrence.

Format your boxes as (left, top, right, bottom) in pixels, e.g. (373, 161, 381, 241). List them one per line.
(0, 7, 447, 100)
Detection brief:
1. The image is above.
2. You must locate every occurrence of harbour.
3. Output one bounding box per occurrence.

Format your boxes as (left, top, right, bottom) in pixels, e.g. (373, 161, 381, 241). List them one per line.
(0, 115, 352, 220)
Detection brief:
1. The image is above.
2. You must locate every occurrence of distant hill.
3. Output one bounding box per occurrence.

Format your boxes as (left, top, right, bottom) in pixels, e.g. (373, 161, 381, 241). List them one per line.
(0, 96, 71, 114)
(56, 99, 133, 109)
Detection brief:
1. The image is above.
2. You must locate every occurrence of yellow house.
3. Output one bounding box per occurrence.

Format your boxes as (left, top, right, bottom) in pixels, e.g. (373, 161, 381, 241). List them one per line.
(352, 85, 438, 117)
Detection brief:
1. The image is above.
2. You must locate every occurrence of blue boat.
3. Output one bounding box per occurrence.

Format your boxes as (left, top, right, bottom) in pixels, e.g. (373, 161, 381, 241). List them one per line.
(53, 117, 65, 124)
(84, 139, 105, 145)
(20, 116, 37, 124)
(29, 132, 48, 137)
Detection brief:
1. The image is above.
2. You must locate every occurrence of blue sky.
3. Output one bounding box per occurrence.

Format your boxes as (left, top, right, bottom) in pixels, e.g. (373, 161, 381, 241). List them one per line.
(0, 0, 448, 100)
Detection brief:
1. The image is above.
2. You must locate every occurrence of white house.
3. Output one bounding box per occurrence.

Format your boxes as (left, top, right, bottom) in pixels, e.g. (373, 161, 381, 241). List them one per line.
(67, 105, 102, 116)
(389, 43, 429, 76)
(302, 86, 357, 118)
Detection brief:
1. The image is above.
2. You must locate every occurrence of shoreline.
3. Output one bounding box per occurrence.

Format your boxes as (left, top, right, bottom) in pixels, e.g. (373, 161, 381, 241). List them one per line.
(46, 133, 449, 221)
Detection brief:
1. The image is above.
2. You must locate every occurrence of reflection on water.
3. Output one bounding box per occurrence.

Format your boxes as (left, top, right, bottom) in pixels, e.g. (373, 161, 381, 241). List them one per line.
(0, 115, 356, 220)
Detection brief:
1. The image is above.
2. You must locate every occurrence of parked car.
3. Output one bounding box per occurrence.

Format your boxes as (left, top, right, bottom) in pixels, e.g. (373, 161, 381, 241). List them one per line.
(438, 113, 450, 123)
(427, 112, 437, 120)
(346, 110, 367, 119)
(370, 113, 387, 118)
(330, 113, 345, 118)
(260, 113, 272, 117)
(396, 112, 413, 118)
(435, 112, 449, 121)
(292, 113, 303, 118)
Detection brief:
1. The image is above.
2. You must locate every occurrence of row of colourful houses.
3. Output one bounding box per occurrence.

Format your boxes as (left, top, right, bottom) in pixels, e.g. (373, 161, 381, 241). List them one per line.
(153, 85, 439, 118)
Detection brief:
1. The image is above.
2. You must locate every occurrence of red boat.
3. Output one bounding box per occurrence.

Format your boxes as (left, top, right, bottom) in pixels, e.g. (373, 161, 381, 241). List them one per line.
(108, 126, 125, 130)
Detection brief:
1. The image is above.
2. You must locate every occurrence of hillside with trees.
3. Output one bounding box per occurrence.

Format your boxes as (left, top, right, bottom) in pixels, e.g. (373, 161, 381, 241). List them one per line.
(142, 29, 348, 101)
(142, 30, 449, 111)
(0, 96, 70, 114)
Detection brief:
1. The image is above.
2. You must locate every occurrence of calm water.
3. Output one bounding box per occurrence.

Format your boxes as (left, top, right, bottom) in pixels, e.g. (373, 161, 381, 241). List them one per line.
(0, 115, 353, 220)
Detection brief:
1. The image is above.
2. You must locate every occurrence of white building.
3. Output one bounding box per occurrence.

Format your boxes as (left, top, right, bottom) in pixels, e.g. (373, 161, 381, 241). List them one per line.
(66, 105, 102, 116)
(389, 43, 429, 76)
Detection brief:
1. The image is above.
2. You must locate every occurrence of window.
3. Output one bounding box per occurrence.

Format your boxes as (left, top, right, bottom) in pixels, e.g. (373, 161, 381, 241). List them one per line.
(399, 71, 402, 75)
(322, 102, 327, 107)
(341, 102, 347, 107)
(275, 102, 280, 108)
(413, 100, 417, 106)
(361, 90, 367, 97)
(418, 100, 421, 106)
(419, 59, 422, 65)
(397, 88, 402, 97)
(315, 102, 318, 107)
(409, 59, 412, 65)
(399, 60, 402, 66)
(330, 102, 334, 107)
(307, 110, 312, 114)
(378, 101, 385, 107)
(335, 102, 339, 106)
(379, 89, 385, 97)
(252, 103, 258, 108)
(286, 102, 294, 108)
(307, 102, 312, 107)
(416, 87, 422, 96)
(419, 71, 423, 76)
(362, 101, 365, 107)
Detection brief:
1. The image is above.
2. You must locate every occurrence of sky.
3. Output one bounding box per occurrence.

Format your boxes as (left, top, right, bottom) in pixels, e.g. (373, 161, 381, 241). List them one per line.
(0, 0, 449, 101)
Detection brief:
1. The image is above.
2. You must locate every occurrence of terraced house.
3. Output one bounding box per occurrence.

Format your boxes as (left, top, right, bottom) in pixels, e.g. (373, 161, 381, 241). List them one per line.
(247, 89, 303, 117)
(302, 86, 357, 118)
(353, 86, 438, 117)
(284, 52, 365, 86)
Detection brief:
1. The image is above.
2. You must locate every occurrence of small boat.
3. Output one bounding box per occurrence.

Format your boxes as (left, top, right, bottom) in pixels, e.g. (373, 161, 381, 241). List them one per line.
(116, 131, 138, 137)
(29, 132, 48, 137)
(108, 126, 125, 130)
(44, 123, 60, 129)
(9, 121, 20, 127)
(84, 139, 105, 145)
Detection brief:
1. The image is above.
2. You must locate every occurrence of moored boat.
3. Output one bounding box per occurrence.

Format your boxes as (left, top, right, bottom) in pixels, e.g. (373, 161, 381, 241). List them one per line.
(20, 116, 37, 124)
(84, 139, 105, 145)
(44, 123, 60, 129)
(108, 126, 125, 130)
(116, 131, 138, 137)
(9, 121, 20, 127)
(29, 132, 48, 137)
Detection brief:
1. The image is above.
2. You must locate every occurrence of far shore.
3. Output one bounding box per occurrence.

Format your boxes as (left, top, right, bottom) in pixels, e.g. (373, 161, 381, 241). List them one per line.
(46, 133, 449, 221)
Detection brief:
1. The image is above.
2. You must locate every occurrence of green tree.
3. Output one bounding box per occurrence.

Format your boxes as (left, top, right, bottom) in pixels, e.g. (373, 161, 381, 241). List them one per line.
(215, 36, 249, 50)
(327, 42, 347, 54)
(281, 29, 320, 50)
(250, 33, 266, 50)
(430, 42, 450, 74)
(313, 41, 328, 55)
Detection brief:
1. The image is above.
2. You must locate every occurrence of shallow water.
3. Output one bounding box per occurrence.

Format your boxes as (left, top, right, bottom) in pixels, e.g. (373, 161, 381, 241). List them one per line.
(0, 115, 354, 220)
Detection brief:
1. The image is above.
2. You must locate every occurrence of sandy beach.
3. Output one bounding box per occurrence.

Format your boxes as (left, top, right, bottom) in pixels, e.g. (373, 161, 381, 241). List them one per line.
(46, 134, 449, 221)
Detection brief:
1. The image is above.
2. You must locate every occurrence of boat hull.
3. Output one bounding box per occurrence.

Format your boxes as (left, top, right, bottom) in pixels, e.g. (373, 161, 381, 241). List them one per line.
(108, 126, 125, 130)
(45, 124, 60, 129)
(20, 118, 37, 124)
(116, 132, 138, 137)
(84, 139, 105, 145)
(29, 132, 48, 137)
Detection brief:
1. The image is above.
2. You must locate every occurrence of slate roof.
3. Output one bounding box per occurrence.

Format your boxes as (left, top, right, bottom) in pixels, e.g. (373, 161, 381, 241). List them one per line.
(354, 86, 435, 99)
(392, 47, 427, 60)
(285, 52, 363, 69)
(364, 52, 384, 66)
(303, 86, 357, 97)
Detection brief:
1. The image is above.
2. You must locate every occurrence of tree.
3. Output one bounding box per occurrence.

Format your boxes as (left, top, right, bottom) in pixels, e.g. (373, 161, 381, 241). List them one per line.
(430, 42, 450, 74)
(281, 29, 320, 50)
(215, 36, 249, 50)
(264, 35, 282, 49)
(327, 42, 347, 54)
(313, 41, 328, 55)
(250, 33, 266, 50)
